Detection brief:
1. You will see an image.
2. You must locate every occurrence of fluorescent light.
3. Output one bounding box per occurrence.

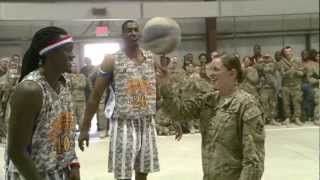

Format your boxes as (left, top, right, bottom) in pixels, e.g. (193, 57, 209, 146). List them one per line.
(84, 42, 120, 66)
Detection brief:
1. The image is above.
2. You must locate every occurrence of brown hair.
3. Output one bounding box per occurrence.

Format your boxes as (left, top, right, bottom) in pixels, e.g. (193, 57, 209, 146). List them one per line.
(220, 54, 243, 83)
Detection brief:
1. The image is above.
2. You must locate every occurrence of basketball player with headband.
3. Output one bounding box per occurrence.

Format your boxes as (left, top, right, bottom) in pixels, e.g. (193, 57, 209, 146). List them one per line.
(7, 26, 80, 180)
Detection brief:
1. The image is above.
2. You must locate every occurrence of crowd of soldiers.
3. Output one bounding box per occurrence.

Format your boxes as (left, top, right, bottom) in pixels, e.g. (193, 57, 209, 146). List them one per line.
(1, 45, 319, 139)
(0, 55, 21, 143)
(156, 45, 320, 135)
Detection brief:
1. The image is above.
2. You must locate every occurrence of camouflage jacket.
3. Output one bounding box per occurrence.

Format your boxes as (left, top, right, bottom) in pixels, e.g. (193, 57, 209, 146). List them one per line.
(304, 61, 319, 88)
(0, 72, 13, 104)
(259, 61, 282, 94)
(240, 66, 260, 98)
(161, 78, 265, 180)
(69, 73, 87, 102)
(278, 57, 304, 87)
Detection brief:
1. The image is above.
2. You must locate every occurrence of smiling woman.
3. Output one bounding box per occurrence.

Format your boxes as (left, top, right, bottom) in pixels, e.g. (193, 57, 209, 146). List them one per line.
(160, 54, 265, 180)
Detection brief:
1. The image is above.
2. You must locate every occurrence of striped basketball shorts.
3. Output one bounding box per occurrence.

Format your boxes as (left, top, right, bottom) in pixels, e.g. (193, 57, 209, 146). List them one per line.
(108, 116, 160, 179)
(5, 167, 71, 180)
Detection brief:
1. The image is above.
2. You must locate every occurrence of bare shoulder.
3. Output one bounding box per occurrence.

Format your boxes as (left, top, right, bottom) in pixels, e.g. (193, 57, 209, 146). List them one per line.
(100, 54, 116, 72)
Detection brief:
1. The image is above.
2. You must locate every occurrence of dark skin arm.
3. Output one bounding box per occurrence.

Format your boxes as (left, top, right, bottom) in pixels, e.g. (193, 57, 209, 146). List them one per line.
(7, 80, 43, 180)
(78, 55, 114, 151)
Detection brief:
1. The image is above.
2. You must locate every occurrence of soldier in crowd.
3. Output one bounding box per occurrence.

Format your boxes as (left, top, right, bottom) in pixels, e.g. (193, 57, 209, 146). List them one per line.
(258, 55, 282, 125)
(160, 54, 265, 180)
(307, 50, 319, 125)
(160, 55, 170, 67)
(278, 46, 304, 125)
(0, 55, 21, 142)
(183, 55, 200, 79)
(0, 57, 10, 142)
(11, 54, 22, 74)
(198, 53, 212, 82)
(240, 56, 260, 100)
(309, 49, 318, 62)
(302, 50, 320, 125)
(180, 57, 202, 133)
(185, 53, 194, 63)
(0, 57, 9, 77)
(250, 44, 263, 65)
(8, 54, 21, 86)
(167, 56, 181, 75)
(274, 51, 282, 62)
(301, 50, 315, 122)
(274, 50, 285, 121)
(80, 57, 96, 102)
(70, 62, 88, 131)
(156, 55, 177, 136)
(80, 57, 95, 77)
(210, 51, 219, 61)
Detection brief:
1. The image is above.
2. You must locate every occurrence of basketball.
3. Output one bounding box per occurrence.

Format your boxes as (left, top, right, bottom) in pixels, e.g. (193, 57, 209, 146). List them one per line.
(142, 17, 181, 55)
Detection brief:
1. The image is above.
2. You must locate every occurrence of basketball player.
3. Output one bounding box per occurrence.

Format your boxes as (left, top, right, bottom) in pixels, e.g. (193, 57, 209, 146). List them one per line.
(79, 20, 177, 180)
(6, 26, 80, 180)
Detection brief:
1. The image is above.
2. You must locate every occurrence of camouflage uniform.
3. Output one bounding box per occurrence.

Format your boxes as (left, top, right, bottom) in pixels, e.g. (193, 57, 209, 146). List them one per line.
(240, 66, 260, 100)
(156, 69, 183, 136)
(259, 60, 281, 124)
(278, 57, 304, 123)
(304, 62, 320, 122)
(0, 68, 19, 140)
(69, 73, 87, 130)
(0, 72, 10, 140)
(182, 73, 204, 133)
(161, 78, 265, 180)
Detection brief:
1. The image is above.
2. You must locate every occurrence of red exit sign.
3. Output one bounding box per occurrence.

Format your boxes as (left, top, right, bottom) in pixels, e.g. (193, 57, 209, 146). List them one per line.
(96, 26, 109, 37)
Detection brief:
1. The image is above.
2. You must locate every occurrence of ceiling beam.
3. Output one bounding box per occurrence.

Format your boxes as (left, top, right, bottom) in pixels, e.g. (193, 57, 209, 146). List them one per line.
(0, 0, 318, 21)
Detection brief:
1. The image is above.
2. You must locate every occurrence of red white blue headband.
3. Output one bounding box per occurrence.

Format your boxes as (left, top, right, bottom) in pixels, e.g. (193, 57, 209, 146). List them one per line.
(39, 35, 73, 56)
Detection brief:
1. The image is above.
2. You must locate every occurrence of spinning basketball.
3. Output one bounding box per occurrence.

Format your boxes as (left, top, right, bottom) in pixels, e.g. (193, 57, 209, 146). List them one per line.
(142, 17, 181, 55)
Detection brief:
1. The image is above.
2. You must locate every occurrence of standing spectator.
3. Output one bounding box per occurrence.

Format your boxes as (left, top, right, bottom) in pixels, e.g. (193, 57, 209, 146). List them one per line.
(250, 44, 263, 65)
(278, 46, 304, 125)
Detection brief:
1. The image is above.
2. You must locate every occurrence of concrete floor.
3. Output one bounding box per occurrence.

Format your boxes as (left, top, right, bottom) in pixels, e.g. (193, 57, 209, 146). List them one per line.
(0, 125, 319, 180)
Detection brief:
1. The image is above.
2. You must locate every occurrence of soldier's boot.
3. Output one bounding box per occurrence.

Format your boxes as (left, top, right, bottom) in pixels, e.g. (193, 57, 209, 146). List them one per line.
(282, 118, 290, 126)
(293, 117, 303, 126)
(269, 119, 281, 126)
(99, 129, 108, 138)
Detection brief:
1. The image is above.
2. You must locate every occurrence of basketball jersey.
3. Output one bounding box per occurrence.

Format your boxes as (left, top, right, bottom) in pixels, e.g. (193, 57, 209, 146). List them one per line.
(8, 68, 77, 173)
(112, 49, 157, 120)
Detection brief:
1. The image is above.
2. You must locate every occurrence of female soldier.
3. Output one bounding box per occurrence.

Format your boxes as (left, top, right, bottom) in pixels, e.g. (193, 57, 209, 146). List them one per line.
(6, 27, 80, 180)
(160, 54, 265, 180)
